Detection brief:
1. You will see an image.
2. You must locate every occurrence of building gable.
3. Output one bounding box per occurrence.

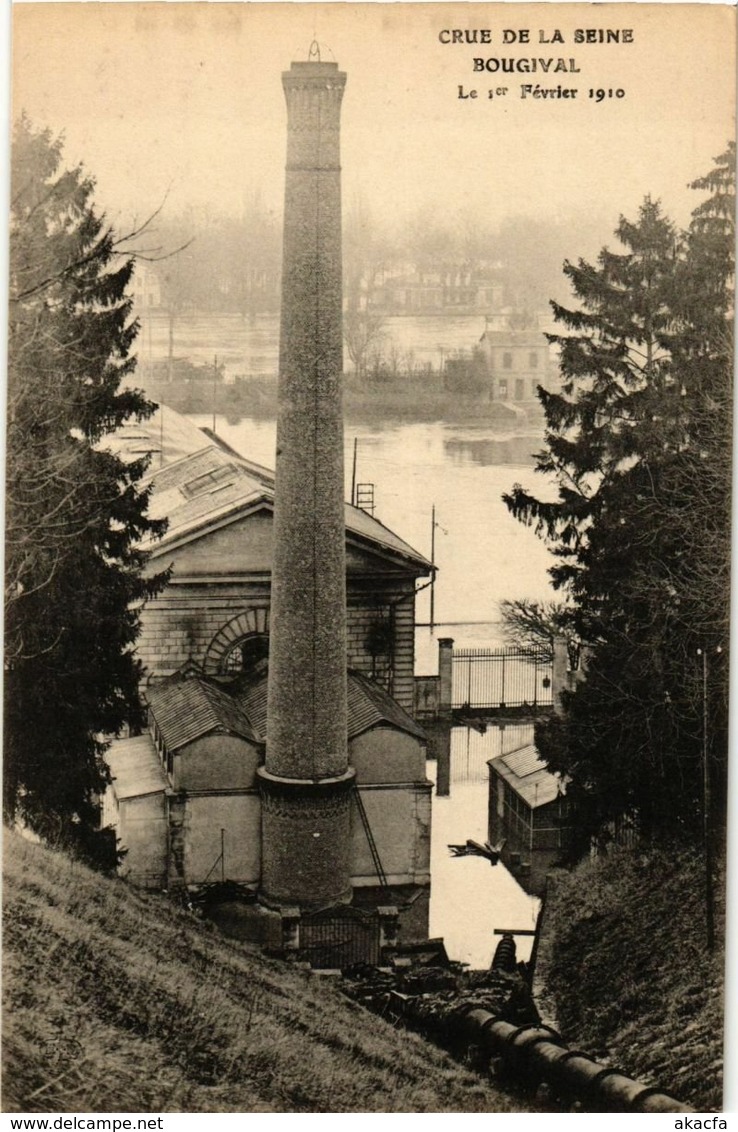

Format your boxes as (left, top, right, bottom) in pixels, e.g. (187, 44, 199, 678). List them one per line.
(148, 503, 426, 581)
(148, 506, 274, 578)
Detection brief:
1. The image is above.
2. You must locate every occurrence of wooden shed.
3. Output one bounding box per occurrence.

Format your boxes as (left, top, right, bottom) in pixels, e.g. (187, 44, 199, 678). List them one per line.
(488, 741, 569, 896)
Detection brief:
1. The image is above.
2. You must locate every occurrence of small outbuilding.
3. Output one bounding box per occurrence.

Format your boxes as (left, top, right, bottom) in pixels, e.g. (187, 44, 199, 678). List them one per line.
(488, 741, 569, 896)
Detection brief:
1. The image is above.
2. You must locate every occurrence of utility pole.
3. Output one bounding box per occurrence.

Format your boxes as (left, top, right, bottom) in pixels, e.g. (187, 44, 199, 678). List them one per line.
(697, 646, 715, 953)
(430, 504, 436, 632)
(351, 436, 358, 506)
(212, 355, 218, 434)
(167, 308, 174, 384)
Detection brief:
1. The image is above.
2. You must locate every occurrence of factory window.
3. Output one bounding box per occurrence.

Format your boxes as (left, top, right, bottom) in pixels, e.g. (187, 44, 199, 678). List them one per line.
(529, 352, 539, 367)
(221, 633, 270, 674)
(515, 379, 525, 401)
(502, 352, 513, 369)
(498, 379, 508, 400)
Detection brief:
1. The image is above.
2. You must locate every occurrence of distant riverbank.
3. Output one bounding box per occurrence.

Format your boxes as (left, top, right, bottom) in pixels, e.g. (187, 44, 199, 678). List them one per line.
(142, 371, 545, 430)
(136, 310, 489, 382)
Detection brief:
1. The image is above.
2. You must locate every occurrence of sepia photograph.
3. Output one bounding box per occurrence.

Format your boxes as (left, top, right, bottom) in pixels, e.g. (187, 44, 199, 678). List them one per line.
(4, 1, 736, 1116)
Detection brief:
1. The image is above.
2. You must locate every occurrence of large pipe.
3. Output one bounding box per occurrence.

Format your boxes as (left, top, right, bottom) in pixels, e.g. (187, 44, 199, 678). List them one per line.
(381, 995, 693, 1113)
(451, 1009, 693, 1113)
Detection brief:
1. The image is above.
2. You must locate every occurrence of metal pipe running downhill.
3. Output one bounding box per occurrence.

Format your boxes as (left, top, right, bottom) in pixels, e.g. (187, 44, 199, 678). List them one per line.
(458, 1009, 694, 1113)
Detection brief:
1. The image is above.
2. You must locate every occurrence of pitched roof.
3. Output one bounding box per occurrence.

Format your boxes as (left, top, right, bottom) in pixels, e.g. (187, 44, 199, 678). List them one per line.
(139, 444, 272, 551)
(105, 735, 169, 800)
(109, 668, 426, 798)
(102, 403, 217, 466)
(488, 742, 565, 809)
(148, 676, 259, 752)
(127, 404, 429, 571)
(343, 504, 431, 570)
(232, 669, 269, 741)
(347, 670, 426, 741)
(228, 668, 426, 744)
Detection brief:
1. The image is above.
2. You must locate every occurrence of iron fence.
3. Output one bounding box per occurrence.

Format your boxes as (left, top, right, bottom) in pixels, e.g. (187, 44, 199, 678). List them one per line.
(299, 911, 380, 969)
(452, 647, 553, 710)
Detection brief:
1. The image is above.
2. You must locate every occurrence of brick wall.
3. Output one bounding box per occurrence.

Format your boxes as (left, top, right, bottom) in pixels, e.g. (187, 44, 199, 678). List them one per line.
(137, 585, 269, 680)
(139, 578, 418, 713)
(346, 587, 415, 711)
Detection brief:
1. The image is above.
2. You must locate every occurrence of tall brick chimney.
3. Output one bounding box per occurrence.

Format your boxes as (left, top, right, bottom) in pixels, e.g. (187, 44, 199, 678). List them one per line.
(258, 56, 354, 911)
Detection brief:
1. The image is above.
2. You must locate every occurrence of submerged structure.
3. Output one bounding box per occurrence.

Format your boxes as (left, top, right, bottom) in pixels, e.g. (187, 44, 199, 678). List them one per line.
(487, 740, 569, 897)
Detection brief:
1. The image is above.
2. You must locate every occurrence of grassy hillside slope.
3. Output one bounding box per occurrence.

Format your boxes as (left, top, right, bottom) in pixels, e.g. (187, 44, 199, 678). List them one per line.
(544, 846, 725, 1112)
(3, 830, 531, 1114)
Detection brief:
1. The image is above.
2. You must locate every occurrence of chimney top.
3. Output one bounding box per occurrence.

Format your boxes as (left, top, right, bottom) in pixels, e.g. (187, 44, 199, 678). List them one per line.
(282, 58, 346, 93)
(286, 60, 340, 74)
(284, 43, 342, 80)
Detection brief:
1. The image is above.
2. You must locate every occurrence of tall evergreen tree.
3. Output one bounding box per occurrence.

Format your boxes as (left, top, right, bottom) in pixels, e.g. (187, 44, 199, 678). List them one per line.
(504, 159, 734, 850)
(505, 198, 681, 629)
(662, 143, 735, 824)
(5, 117, 168, 862)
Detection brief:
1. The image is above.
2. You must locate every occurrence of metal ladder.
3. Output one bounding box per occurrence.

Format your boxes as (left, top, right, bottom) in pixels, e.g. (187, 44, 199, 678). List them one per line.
(355, 482, 375, 515)
(352, 786, 388, 888)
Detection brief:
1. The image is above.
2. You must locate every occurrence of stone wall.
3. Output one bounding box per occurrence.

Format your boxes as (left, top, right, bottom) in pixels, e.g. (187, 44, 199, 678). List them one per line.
(137, 582, 269, 681)
(139, 578, 418, 712)
(346, 595, 415, 709)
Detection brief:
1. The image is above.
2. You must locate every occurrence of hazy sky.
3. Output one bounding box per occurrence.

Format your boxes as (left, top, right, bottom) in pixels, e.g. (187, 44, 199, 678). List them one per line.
(11, 3, 736, 237)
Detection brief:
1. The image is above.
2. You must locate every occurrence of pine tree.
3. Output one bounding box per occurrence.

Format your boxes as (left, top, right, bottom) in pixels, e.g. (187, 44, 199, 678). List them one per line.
(5, 117, 168, 863)
(661, 143, 735, 825)
(505, 198, 681, 627)
(504, 165, 734, 849)
(668, 144, 734, 646)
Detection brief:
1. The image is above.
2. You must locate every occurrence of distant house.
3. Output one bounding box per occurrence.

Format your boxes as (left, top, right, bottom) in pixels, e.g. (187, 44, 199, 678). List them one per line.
(478, 312, 559, 404)
(374, 271, 444, 313)
(130, 262, 161, 312)
(363, 262, 503, 315)
(488, 741, 569, 896)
